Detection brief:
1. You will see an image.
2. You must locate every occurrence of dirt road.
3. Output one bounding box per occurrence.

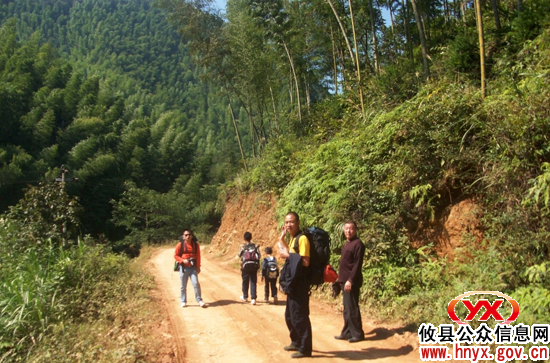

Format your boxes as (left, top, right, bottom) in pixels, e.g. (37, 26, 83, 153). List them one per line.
(150, 246, 423, 362)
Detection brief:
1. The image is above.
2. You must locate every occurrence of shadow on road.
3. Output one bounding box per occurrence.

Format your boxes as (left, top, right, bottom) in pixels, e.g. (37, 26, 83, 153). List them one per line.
(204, 299, 243, 307)
(364, 325, 416, 341)
(313, 345, 414, 360)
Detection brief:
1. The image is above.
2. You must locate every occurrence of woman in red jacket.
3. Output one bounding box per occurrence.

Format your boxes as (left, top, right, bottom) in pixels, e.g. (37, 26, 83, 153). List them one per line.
(174, 229, 205, 307)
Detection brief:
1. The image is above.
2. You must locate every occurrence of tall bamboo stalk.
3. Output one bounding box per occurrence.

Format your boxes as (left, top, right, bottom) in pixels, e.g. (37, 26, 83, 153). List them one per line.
(349, 0, 365, 115)
(369, 0, 380, 75)
(283, 41, 302, 122)
(330, 25, 338, 94)
(475, 0, 486, 98)
(228, 100, 248, 172)
(410, 0, 430, 79)
(326, 0, 356, 66)
(269, 85, 279, 131)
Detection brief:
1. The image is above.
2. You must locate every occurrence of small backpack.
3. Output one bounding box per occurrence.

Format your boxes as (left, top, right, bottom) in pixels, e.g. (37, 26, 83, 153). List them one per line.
(265, 257, 279, 279)
(293, 227, 331, 286)
(242, 243, 259, 271)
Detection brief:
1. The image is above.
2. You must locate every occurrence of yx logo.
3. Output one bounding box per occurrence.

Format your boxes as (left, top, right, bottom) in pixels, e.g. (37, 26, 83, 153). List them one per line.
(448, 291, 519, 325)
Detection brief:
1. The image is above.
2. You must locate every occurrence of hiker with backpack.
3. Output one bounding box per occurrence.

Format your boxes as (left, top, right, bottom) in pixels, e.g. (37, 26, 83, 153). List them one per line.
(238, 231, 260, 305)
(261, 246, 279, 304)
(334, 220, 365, 343)
(278, 212, 312, 359)
(174, 229, 205, 308)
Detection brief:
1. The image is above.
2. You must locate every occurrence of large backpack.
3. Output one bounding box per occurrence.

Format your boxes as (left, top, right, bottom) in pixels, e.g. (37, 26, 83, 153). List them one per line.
(265, 256, 279, 279)
(242, 243, 260, 272)
(293, 227, 331, 286)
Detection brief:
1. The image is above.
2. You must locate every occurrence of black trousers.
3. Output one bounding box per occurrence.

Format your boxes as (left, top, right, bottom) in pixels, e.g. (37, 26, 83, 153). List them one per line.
(340, 282, 364, 339)
(264, 278, 277, 299)
(284, 279, 312, 355)
(241, 269, 257, 299)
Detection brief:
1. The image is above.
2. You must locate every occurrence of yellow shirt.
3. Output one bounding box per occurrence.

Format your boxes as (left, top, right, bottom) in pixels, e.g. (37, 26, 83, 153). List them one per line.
(290, 234, 310, 258)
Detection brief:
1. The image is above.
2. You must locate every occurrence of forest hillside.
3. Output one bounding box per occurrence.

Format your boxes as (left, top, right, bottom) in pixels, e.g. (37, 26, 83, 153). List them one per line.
(194, 0, 550, 330)
(1, 0, 550, 360)
(0, 0, 252, 245)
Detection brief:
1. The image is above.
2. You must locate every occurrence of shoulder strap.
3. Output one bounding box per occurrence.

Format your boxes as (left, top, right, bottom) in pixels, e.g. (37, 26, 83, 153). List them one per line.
(178, 241, 184, 257)
(293, 232, 303, 253)
(182, 240, 197, 255)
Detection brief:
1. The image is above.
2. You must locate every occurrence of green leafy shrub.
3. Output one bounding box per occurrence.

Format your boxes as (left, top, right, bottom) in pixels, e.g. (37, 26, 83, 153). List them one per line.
(444, 28, 480, 77)
(0, 183, 130, 360)
(268, 29, 550, 327)
(240, 136, 300, 194)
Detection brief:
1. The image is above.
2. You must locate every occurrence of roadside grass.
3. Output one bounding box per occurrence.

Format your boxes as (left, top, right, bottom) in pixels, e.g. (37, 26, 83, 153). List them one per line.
(26, 246, 174, 363)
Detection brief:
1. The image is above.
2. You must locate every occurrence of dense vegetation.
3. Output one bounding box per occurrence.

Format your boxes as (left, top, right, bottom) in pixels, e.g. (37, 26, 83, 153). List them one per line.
(0, 0, 250, 246)
(160, 0, 550, 329)
(1, 0, 550, 359)
(0, 182, 174, 362)
(0, 1, 247, 360)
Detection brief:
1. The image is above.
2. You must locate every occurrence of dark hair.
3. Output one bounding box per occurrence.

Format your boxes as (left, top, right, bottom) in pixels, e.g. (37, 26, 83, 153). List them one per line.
(344, 220, 357, 228)
(244, 231, 252, 242)
(285, 211, 300, 222)
(265, 246, 273, 254)
(183, 229, 193, 235)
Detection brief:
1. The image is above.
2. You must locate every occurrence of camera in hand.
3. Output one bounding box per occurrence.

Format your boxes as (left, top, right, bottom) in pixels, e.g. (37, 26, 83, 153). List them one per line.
(189, 257, 196, 266)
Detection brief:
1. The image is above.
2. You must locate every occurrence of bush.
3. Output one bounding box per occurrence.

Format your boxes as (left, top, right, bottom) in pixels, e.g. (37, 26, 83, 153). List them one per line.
(0, 183, 131, 360)
(271, 29, 550, 327)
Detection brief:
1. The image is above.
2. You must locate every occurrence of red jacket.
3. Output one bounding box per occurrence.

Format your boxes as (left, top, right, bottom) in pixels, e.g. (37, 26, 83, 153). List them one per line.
(174, 239, 201, 269)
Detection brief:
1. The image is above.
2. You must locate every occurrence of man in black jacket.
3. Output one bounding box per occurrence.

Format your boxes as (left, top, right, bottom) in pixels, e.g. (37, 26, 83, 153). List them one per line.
(278, 212, 312, 358)
(334, 220, 366, 343)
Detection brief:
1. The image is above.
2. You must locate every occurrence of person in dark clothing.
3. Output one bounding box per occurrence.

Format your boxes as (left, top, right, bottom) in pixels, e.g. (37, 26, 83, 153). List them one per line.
(238, 231, 260, 305)
(261, 246, 279, 303)
(278, 212, 312, 359)
(334, 220, 366, 343)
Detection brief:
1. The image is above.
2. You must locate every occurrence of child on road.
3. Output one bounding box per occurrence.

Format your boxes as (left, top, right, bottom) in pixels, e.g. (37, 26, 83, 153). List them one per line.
(261, 247, 279, 304)
(238, 232, 260, 305)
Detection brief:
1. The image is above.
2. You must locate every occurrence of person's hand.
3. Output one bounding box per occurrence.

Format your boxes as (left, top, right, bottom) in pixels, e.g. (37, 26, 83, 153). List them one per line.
(197, 268, 201, 274)
(279, 225, 287, 239)
(279, 249, 289, 259)
(331, 282, 341, 298)
(344, 281, 352, 292)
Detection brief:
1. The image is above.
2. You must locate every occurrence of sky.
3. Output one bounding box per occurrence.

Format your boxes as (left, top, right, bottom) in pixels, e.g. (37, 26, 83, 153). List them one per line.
(213, 0, 227, 12)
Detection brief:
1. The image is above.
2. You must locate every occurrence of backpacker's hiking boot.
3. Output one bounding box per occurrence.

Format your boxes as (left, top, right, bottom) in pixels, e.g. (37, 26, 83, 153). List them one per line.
(284, 344, 299, 351)
(334, 335, 349, 340)
(291, 352, 311, 358)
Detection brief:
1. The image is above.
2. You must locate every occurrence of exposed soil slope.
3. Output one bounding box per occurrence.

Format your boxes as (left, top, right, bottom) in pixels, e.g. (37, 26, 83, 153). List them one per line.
(209, 191, 279, 265)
